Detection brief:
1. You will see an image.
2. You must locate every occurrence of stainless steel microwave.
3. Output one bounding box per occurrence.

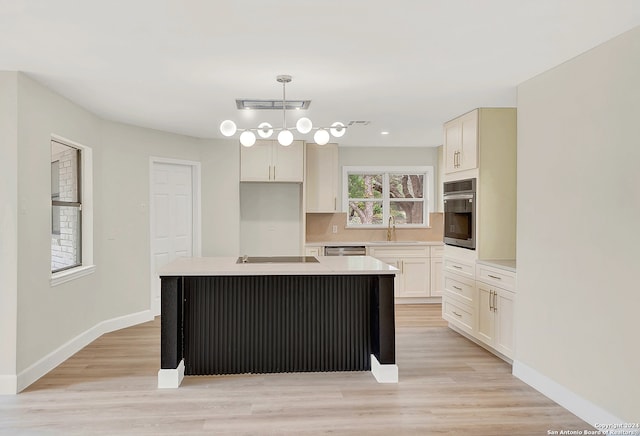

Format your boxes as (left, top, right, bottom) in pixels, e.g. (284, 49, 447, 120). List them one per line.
(443, 178, 476, 250)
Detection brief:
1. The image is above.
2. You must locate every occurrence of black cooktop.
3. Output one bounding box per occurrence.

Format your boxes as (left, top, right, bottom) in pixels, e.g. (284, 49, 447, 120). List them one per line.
(236, 256, 320, 264)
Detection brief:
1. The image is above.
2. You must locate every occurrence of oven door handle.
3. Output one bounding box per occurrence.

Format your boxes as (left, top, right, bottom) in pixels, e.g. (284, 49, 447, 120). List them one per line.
(443, 193, 474, 201)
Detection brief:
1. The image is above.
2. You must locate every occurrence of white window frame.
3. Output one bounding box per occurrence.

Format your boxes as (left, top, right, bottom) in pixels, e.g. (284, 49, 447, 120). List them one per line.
(342, 166, 434, 228)
(50, 134, 95, 287)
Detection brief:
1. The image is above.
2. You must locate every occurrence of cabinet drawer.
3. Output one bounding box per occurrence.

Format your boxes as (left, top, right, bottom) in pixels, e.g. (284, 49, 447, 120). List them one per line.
(477, 265, 516, 290)
(443, 257, 475, 279)
(304, 246, 322, 257)
(368, 245, 429, 258)
(443, 273, 474, 305)
(442, 298, 474, 333)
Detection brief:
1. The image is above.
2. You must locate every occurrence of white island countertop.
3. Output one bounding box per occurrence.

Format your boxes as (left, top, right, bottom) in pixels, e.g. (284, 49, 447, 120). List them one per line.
(158, 256, 400, 277)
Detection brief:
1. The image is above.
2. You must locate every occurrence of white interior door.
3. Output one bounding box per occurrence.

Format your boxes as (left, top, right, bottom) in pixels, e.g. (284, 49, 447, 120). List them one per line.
(151, 162, 193, 316)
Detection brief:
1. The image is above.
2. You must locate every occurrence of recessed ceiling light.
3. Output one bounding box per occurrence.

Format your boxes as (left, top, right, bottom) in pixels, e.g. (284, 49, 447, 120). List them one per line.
(381, 131, 389, 135)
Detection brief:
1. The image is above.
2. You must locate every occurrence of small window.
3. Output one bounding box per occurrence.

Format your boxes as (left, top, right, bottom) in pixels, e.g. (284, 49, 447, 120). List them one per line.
(344, 166, 433, 228)
(51, 140, 81, 273)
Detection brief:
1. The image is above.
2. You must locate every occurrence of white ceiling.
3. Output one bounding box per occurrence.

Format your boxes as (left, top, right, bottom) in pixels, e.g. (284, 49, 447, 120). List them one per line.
(1, 1, 639, 147)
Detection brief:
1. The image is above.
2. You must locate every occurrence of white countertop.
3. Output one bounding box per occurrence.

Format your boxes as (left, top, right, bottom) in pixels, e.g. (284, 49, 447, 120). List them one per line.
(477, 259, 517, 273)
(158, 256, 399, 276)
(305, 241, 444, 247)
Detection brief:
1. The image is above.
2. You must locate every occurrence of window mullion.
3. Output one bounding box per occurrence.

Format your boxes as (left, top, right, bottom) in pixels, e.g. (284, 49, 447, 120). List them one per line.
(382, 172, 389, 224)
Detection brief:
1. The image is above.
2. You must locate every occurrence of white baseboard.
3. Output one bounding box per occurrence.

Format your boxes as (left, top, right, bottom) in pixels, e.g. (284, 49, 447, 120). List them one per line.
(16, 310, 153, 392)
(370, 354, 398, 383)
(157, 359, 185, 388)
(0, 375, 17, 395)
(513, 360, 626, 430)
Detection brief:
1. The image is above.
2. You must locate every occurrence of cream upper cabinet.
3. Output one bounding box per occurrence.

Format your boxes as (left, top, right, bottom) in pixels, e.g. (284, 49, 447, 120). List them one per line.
(306, 143, 338, 212)
(240, 140, 303, 182)
(444, 110, 478, 173)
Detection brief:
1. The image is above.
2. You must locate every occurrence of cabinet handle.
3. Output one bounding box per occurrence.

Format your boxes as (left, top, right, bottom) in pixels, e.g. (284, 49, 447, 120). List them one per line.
(452, 265, 462, 269)
(489, 290, 494, 311)
(452, 311, 462, 318)
(487, 274, 502, 280)
(334, 197, 337, 210)
(273, 166, 276, 180)
(493, 292, 498, 312)
(268, 165, 272, 180)
(452, 285, 462, 291)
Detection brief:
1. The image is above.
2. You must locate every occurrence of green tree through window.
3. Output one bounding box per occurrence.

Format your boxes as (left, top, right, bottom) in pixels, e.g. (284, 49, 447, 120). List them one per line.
(345, 167, 431, 227)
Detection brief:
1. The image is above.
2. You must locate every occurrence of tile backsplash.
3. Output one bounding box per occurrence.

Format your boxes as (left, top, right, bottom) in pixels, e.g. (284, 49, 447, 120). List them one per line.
(306, 212, 443, 243)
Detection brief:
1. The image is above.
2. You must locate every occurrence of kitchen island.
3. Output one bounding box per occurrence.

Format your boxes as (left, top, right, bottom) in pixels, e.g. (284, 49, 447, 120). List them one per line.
(157, 256, 399, 388)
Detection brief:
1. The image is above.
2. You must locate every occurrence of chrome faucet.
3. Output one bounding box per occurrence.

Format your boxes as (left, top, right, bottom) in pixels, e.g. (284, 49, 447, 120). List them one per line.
(387, 216, 396, 241)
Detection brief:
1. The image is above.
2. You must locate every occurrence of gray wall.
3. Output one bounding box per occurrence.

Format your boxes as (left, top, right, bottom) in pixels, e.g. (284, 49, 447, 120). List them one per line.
(1, 72, 240, 387)
(516, 26, 640, 421)
(0, 72, 18, 391)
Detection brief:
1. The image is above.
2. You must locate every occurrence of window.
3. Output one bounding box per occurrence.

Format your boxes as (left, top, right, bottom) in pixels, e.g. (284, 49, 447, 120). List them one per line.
(343, 166, 433, 227)
(50, 136, 94, 285)
(51, 141, 81, 272)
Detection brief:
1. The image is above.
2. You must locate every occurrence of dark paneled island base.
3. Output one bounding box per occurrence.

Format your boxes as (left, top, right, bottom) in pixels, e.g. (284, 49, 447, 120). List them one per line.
(158, 272, 397, 387)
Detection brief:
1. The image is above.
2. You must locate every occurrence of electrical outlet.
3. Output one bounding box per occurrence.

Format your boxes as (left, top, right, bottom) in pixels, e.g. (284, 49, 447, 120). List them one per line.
(332, 225, 338, 234)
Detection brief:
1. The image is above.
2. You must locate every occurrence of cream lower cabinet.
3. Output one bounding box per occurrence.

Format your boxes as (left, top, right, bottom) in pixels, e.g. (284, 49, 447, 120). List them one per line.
(442, 258, 516, 361)
(368, 245, 443, 302)
(476, 282, 515, 359)
(442, 267, 475, 335)
(304, 246, 323, 257)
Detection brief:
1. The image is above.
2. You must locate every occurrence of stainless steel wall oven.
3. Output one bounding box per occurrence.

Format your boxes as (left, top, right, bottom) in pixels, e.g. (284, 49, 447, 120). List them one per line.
(443, 178, 476, 250)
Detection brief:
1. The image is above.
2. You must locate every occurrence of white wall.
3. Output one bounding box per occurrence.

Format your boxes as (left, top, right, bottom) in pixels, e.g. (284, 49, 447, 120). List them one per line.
(239, 183, 302, 256)
(16, 73, 103, 375)
(0, 72, 18, 392)
(516, 27, 640, 422)
(200, 139, 240, 256)
(4, 72, 241, 390)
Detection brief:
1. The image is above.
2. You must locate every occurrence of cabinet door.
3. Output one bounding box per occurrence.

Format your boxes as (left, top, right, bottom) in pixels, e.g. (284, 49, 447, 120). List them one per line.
(443, 122, 461, 173)
(399, 257, 430, 298)
(430, 257, 443, 297)
(377, 256, 403, 294)
(475, 283, 494, 346)
(459, 111, 478, 171)
(273, 140, 303, 182)
(240, 141, 272, 181)
(306, 143, 338, 212)
(494, 289, 515, 358)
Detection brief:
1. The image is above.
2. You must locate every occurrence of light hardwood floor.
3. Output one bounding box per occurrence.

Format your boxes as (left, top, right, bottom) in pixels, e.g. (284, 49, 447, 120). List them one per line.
(0, 305, 590, 435)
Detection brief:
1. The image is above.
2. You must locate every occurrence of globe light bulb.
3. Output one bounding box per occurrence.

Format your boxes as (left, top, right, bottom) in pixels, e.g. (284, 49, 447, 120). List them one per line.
(278, 130, 294, 146)
(240, 131, 256, 147)
(296, 117, 313, 134)
(220, 120, 237, 137)
(257, 122, 273, 138)
(330, 121, 346, 138)
(314, 129, 330, 145)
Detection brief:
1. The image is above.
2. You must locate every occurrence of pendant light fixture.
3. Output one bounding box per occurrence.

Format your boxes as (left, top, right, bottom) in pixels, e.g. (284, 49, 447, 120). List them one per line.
(219, 75, 346, 147)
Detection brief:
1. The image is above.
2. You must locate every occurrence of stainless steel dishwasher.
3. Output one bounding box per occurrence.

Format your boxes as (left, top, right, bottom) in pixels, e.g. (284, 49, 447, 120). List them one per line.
(324, 245, 366, 256)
